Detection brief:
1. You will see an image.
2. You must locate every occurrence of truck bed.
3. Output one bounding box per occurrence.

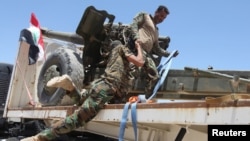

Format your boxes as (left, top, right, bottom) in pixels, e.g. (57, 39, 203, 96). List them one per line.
(4, 41, 250, 141)
(5, 97, 250, 141)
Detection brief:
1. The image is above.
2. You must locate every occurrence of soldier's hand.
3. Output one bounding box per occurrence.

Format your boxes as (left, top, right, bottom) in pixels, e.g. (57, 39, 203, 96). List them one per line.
(135, 39, 142, 45)
(135, 41, 141, 49)
(173, 50, 179, 57)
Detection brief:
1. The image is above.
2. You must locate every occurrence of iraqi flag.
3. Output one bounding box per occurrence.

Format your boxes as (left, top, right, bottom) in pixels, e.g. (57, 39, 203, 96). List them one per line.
(19, 13, 45, 65)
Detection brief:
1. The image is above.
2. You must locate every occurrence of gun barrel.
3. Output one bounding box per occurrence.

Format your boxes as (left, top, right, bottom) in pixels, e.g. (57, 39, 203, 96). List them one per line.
(184, 66, 250, 84)
(158, 37, 169, 42)
(41, 28, 84, 45)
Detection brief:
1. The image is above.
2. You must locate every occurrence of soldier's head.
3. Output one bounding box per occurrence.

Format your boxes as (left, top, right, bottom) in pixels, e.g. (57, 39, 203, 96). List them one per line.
(154, 5, 170, 24)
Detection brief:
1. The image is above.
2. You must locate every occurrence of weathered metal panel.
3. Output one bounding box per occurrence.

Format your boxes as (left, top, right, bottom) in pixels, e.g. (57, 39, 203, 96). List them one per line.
(6, 109, 67, 120)
(6, 99, 250, 125)
(6, 42, 36, 108)
(93, 100, 250, 125)
(82, 120, 207, 141)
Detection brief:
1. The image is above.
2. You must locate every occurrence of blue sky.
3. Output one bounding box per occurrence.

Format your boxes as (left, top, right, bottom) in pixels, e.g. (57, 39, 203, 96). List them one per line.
(1, 0, 250, 70)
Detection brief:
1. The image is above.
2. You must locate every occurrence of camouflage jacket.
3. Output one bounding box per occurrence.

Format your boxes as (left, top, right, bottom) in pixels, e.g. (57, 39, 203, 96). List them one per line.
(101, 44, 138, 95)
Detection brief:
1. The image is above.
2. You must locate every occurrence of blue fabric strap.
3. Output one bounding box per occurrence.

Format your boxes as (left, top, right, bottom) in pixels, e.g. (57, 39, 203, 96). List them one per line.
(131, 102, 138, 141)
(157, 50, 177, 71)
(118, 102, 138, 141)
(119, 102, 130, 141)
(147, 50, 177, 100)
(118, 50, 177, 140)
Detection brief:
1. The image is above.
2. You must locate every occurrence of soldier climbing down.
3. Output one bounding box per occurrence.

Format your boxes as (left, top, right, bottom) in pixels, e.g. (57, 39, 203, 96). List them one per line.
(21, 40, 145, 141)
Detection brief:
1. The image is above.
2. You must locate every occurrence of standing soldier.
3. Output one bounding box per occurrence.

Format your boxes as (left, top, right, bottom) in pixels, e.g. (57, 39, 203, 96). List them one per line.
(130, 5, 178, 98)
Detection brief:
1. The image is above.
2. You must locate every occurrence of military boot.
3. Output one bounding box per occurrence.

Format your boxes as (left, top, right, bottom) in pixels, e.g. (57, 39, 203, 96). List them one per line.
(46, 74, 75, 91)
(21, 129, 57, 141)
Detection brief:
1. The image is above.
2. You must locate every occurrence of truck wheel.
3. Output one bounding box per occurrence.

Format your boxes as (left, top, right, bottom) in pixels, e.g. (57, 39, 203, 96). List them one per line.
(37, 48, 84, 106)
(0, 63, 13, 113)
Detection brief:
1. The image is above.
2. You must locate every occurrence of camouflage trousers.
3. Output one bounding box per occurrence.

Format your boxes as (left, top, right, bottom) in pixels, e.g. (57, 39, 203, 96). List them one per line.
(142, 55, 159, 98)
(37, 78, 116, 140)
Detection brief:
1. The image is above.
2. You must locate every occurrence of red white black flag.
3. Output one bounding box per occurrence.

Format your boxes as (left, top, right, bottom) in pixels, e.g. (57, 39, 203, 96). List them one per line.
(19, 13, 45, 65)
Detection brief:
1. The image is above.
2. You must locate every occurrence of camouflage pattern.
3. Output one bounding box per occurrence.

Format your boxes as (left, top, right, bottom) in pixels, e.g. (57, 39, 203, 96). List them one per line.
(102, 43, 136, 97)
(66, 89, 81, 105)
(142, 53, 159, 98)
(31, 42, 136, 141)
(130, 12, 170, 57)
(129, 12, 170, 98)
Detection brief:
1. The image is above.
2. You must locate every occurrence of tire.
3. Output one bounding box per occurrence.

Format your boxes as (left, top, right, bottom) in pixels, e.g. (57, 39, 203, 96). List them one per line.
(0, 63, 13, 114)
(37, 48, 84, 106)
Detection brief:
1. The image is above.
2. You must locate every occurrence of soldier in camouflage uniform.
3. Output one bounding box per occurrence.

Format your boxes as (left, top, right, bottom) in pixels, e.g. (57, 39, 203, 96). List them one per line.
(21, 40, 145, 141)
(130, 5, 178, 98)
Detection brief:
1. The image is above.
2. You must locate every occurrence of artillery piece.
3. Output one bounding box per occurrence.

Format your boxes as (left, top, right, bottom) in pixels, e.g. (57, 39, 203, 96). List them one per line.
(37, 6, 250, 106)
(37, 6, 171, 106)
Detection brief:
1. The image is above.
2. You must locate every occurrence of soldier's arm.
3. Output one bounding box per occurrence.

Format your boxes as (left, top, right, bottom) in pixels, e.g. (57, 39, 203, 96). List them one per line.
(130, 12, 145, 40)
(126, 42, 145, 67)
(152, 42, 170, 57)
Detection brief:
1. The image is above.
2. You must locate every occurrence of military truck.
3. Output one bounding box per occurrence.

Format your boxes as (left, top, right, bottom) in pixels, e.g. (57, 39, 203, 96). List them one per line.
(2, 6, 250, 141)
